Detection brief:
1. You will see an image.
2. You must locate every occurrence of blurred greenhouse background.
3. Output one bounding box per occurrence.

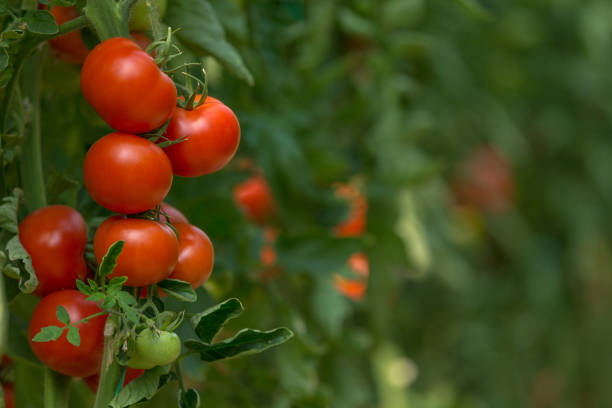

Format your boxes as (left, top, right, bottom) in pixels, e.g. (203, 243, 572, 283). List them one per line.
(8, 0, 612, 406)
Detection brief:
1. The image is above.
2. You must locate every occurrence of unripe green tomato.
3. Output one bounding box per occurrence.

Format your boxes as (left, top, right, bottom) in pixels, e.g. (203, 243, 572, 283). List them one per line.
(128, 328, 181, 369)
(130, 0, 168, 32)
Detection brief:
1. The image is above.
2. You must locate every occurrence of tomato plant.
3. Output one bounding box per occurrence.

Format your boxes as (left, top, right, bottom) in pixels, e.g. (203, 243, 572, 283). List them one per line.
(28, 290, 106, 377)
(83, 132, 173, 214)
(162, 96, 240, 177)
(18, 205, 87, 296)
(80, 37, 177, 133)
(93, 216, 179, 287)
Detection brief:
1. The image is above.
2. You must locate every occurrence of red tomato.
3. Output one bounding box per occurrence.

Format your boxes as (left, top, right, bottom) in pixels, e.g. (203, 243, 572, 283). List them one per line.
(167, 223, 214, 289)
(347, 252, 369, 279)
(19, 205, 87, 296)
(451, 147, 515, 213)
(130, 32, 152, 51)
(159, 202, 189, 224)
(233, 175, 276, 224)
(44, 6, 89, 63)
(2, 382, 14, 408)
(28, 290, 107, 377)
(162, 96, 240, 177)
(83, 133, 173, 214)
(333, 275, 367, 301)
(83, 367, 144, 393)
(94, 216, 179, 286)
(80, 37, 177, 133)
(334, 183, 367, 237)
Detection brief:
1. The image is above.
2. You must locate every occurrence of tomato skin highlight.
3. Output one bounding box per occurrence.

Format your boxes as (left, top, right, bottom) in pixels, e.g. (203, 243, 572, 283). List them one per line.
(94, 216, 179, 287)
(47, 6, 89, 63)
(19, 205, 87, 296)
(162, 97, 240, 177)
(168, 223, 214, 289)
(83, 367, 144, 393)
(80, 37, 177, 133)
(83, 133, 173, 214)
(233, 175, 276, 224)
(28, 290, 107, 377)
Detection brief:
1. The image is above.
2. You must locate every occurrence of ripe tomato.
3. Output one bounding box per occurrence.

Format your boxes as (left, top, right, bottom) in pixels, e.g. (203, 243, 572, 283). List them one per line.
(43, 6, 89, 63)
(162, 96, 240, 177)
(19, 205, 87, 296)
(333, 275, 367, 301)
(83, 367, 144, 393)
(167, 223, 214, 289)
(94, 216, 179, 287)
(451, 147, 515, 213)
(80, 38, 177, 133)
(233, 175, 276, 224)
(130, 32, 152, 51)
(127, 329, 181, 369)
(159, 202, 188, 224)
(28, 290, 107, 377)
(334, 183, 367, 237)
(347, 252, 369, 279)
(83, 133, 173, 214)
(2, 382, 14, 408)
(130, 0, 168, 31)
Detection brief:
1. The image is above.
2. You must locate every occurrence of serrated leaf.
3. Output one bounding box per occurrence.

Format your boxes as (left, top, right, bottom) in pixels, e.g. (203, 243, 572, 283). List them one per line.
(115, 291, 136, 306)
(66, 326, 80, 346)
(102, 296, 116, 310)
(162, 310, 184, 332)
(108, 276, 128, 295)
(0, 189, 22, 234)
(185, 327, 294, 362)
(86, 293, 104, 302)
(32, 326, 63, 342)
(167, 0, 254, 85)
(191, 298, 243, 344)
(5, 235, 38, 294)
(109, 367, 166, 408)
(179, 388, 200, 408)
(56, 306, 70, 325)
(157, 279, 196, 302)
(76, 280, 92, 295)
(99, 241, 124, 277)
(24, 10, 59, 34)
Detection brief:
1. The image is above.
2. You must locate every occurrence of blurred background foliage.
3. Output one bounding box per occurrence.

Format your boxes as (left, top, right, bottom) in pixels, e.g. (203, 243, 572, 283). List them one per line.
(7, 0, 612, 406)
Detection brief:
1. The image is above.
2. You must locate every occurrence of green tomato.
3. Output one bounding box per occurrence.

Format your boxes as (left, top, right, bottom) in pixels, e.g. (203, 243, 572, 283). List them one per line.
(128, 328, 181, 369)
(130, 0, 168, 32)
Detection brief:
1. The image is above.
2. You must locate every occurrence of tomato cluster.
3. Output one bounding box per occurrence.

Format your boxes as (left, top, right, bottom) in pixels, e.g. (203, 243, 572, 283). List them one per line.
(17, 11, 239, 389)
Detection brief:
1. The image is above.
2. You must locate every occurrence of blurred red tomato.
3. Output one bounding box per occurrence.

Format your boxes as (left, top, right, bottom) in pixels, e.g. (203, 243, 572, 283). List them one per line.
(2, 382, 14, 408)
(234, 175, 276, 224)
(334, 183, 367, 237)
(451, 146, 515, 214)
(47, 6, 89, 63)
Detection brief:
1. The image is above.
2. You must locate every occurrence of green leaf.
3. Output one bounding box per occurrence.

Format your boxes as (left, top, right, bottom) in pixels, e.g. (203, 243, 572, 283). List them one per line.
(109, 367, 167, 408)
(98, 241, 124, 277)
(76, 280, 92, 295)
(167, 0, 254, 85)
(32, 326, 63, 342)
(5, 235, 38, 294)
(191, 298, 243, 344)
(157, 279, 196, 302)
(24, 10, 59, 34)
(179, 388, 200, 408)
(66, 326, 80, 346)
(185, 327, 294, 362)
(158, 310, 184, 332)
(116, 292, 139, 324)
(102, 296, 116, 310)
(86, 293, 104, 302)
(115, 291, 136, 306)
(0, 189, 22, 234)
(56, 306, 70, 325)
(107, 276, 128, 295)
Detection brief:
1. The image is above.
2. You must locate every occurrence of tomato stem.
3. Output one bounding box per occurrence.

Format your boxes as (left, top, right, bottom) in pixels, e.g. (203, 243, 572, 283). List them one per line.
(174, 360, 186, 394)
(93, 317, 121, 408)
(143, 0, 164, 42)
(85, 0, 136, 40)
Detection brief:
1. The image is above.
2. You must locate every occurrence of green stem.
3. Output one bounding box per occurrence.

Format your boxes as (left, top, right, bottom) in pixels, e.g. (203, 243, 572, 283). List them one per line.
(144, 0, 164, 41)
(93, 318, 121, 408)
(43, 368, 55, 408)
(174, 361, 186, 393)
(0, 271, 6, 357)
(19, 51, 47, 211)
(43, 368, 70, 408)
